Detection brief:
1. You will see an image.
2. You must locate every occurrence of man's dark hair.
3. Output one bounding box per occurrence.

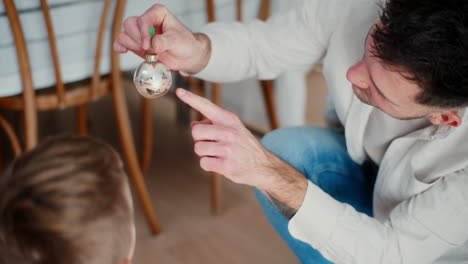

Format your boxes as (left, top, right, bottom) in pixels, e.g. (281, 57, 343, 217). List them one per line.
(0, 134, 133, 264)
(372, 0, 468, 108)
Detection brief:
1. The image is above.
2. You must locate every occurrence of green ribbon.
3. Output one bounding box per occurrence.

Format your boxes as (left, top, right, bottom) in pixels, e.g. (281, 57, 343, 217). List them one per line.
(150, 26, 155, 49)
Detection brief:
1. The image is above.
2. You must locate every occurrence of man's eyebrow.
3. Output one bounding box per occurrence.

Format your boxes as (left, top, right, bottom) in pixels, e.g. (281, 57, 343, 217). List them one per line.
(364, 25, 399, 107)
(369, 74, 399, 107)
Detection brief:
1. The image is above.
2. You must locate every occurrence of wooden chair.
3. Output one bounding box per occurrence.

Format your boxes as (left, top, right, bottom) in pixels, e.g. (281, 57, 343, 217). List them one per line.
(185, 0, 279, 213)
(0, 0, 161, 234)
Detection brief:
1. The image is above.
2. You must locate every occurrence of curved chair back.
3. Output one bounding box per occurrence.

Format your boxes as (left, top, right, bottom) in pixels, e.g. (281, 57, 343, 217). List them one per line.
(1, 0, 127, 148)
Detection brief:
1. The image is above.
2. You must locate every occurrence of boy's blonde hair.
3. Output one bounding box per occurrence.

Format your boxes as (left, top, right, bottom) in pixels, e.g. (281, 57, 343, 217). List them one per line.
(0, 134, 134, 264)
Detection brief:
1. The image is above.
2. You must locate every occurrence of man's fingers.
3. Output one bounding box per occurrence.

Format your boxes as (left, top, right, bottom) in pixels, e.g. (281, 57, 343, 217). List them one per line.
(192, 124, 220, 141)
(199, 156, 223, 173)
(191, 119, 212, 128)
(123, 16, 142, 47)
(116, 33, 141, 52)
(192, 124, 236, 142)
(138, 4, 167, 50)
(194, 141, 229, 157)
(113, 41, 128, 53)
(137, 16, 152, 50)
(176, 88, 237, 125)
(152, 34, 170, 54)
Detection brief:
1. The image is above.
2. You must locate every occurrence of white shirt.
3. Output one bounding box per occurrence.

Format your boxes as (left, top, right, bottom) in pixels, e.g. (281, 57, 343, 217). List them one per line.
(191, 0, 468, 262)
(364, 109, 430, 164)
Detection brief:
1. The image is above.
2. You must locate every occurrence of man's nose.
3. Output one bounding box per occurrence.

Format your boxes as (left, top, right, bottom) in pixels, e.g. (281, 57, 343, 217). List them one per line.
(346, 60, 370, 89)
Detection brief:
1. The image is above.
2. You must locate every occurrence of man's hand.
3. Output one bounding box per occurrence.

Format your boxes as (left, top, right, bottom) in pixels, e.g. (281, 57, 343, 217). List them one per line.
(113, 4, 211, 74)
(176, 88, 308, 214)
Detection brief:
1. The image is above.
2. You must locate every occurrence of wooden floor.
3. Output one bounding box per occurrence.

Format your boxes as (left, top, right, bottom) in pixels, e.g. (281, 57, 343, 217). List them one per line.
(4, 70, 327, 264)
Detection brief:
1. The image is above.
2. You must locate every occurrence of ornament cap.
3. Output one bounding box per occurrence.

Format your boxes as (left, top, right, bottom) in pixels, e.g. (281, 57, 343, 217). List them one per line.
(145, 54, 158, 62)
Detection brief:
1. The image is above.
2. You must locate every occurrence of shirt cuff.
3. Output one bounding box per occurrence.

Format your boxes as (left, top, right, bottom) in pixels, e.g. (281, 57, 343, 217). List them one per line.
(288, 180, 345, 245)
(180, 23, 234, 82)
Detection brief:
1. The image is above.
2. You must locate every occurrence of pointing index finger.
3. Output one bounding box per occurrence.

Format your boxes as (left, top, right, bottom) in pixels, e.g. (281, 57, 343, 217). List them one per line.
(176, 88, 230, 124)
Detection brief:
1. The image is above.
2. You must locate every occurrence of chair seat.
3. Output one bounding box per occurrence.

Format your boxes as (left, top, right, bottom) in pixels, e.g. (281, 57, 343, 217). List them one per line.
(0, 78, 111, 111)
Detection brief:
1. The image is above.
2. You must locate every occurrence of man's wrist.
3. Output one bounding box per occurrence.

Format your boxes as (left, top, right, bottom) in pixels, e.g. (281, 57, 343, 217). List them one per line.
(259, 153, 308, 217)
(267, 168, 308, 210)
(188, 33, 211, 74)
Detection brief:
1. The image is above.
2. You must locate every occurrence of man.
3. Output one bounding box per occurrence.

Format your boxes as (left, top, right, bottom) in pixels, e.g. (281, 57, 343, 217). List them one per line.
(114, 0, 468, 262)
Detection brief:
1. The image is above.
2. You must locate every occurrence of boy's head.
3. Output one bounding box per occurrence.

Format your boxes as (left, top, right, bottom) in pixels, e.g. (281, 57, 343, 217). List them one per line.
(0, 134, 135, 264)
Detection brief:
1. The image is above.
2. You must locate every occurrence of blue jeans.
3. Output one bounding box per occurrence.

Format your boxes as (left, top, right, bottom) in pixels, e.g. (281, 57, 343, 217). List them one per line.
(255, 126, 376, 263)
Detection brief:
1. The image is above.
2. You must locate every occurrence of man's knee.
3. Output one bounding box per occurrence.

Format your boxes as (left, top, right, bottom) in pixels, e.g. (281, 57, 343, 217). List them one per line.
(261, 126, 346, 166)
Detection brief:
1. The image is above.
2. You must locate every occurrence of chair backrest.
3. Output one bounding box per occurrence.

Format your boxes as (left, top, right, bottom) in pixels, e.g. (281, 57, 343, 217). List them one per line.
(2, 0, 38, 147)
(2, 0, 126, 107)
(205, 0, 271, 23)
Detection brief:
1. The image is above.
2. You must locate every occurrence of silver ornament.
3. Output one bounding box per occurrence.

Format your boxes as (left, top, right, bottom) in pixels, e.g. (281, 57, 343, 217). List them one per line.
(133, 54, 172, 99)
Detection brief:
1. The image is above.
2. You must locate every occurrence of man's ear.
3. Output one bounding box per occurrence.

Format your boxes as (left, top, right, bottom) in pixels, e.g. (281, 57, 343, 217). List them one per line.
(428, 111, 462, 127)
(122, 259, 132, 264)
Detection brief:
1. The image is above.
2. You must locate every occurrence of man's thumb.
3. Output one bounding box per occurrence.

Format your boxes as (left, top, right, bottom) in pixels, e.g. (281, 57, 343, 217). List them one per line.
(152, 34, 170, 53)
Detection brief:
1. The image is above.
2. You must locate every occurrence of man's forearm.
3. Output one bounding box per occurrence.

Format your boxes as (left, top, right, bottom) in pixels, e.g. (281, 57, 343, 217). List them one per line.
(260, 153, 308, 219)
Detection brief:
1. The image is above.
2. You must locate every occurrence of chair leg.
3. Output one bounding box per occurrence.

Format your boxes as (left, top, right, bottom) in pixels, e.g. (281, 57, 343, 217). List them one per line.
(76, 104, 88, 135)
(211, 82, 222, 214)
(211, 172, 222, 214)
(260, 80, 280, 130)
(111, 75, 161, 235)
(23, 101, 38, 151)
(141, 98, 152, 173)
(0, 114, 22, 172)
(0, 115, 22, 158)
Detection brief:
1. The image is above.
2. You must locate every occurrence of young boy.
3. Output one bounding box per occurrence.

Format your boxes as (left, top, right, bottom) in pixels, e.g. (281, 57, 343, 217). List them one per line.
(0, 134, 136, 264)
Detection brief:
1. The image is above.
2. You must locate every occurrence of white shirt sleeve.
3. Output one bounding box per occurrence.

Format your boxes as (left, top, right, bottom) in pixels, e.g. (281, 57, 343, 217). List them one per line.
(289, 169, 468, 263)
(191, 0, 346, 83)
